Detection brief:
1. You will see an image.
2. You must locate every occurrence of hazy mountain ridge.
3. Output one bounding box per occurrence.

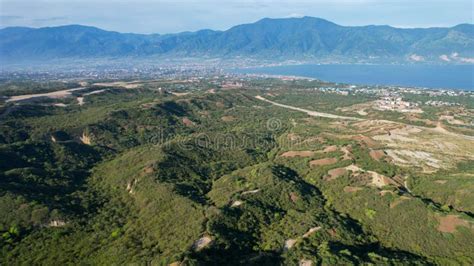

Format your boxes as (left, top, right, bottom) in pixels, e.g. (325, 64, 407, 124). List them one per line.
(1, 17, 473, 64)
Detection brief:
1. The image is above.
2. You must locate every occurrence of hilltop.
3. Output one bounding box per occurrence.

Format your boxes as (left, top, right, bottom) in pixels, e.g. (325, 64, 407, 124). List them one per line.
(1, 17, 473, 64)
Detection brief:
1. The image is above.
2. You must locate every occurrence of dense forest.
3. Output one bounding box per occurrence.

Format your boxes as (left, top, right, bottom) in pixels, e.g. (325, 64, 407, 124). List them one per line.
(1, 78, 473, 265)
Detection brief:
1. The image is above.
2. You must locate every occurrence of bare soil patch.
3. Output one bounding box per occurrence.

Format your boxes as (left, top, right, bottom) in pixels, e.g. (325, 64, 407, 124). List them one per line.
(322, 145, 338, 153)
(126, 179, 138, 194)
(193, 236, 212, 251)
(352, 135, 378, 148)
(385, 149, 442, 170)
(182, 117, 195, 127)
(440, 115, 465, 126)
(435, 180, 448, 184)
(221, 116, 236, 122)
(231, 200, 243, 207)
(344, 164, 394, 188)
(143, 166, 154, 174)
(80, 132, 92, 145)
(345, 164, 363, 172)
(309, 157, 338, 167)
(436, 215, 471, 233)
(340, 146, 353, 161)
(6, 87, 86, 102)
(302, 226, 321, 238)
(290, 192, 299, 203)
(370, 150, 385, 161)
(285, 226, 321, 251)
(357, 110, 368, 116)
(371, 171, 390, 188)
(284, 239, 297, 250)
(326, 168, 348, 180)
(48, 220, 66, 227)
(77, 97, 85, 106)
(241, 189, 260, 195)
(299, 259, 312, 266)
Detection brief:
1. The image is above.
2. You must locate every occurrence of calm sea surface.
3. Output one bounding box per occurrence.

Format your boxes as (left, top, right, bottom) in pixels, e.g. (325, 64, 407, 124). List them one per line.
(235, 64, 474, 90)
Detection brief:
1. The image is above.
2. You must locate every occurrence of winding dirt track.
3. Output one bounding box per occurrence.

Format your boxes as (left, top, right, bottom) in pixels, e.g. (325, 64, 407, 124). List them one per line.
(255, 96, 364, 121)
(255, 95, 474, 141)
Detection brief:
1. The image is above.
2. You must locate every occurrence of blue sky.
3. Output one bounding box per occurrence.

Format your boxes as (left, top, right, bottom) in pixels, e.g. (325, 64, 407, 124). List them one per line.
(0, 0, 472, 33)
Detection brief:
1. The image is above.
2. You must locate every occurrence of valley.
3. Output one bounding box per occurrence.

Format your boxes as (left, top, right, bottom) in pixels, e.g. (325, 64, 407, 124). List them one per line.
(1, 76, 473, 264)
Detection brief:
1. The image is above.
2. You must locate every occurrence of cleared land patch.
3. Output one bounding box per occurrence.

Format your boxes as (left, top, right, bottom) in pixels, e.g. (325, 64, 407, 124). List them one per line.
(436, 215, 471, 233)
(221, 115, 236, 122)
(193, 236, 212, 251)
(310, 157, 338, 167)
(369, 150, 386, 161)
(326, 168, 348, 180)
(182, 117, 195, 127)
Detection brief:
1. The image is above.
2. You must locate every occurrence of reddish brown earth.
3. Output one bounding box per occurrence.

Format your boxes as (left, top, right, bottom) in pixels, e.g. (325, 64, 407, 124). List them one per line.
(182, 117, 195, 126)
(143, 166, 154, 174)
(221, 116, 236, 122)
(436, 215, 471, 233)
(322, 145, 338, 153)
(369, 150, 386, 161)
(290, 192, 299, 203)
(309, 158, 338, 167)
(325, 168, 348, 180)
(352, 135, 378, 148)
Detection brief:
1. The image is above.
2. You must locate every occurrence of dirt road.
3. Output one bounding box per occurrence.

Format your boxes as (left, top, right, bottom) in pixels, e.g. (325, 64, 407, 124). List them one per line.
(6, 87, 87, 103)
(255, 96, 364, 121)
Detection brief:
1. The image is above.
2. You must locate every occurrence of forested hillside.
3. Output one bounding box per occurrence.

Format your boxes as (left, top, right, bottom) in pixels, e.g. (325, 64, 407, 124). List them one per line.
(1, 17, 473, 63)
(1, 78, 473, 264)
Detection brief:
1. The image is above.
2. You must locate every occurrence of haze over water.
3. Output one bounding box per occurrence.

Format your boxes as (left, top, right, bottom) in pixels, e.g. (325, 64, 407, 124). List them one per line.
(238, 64, 474, 90)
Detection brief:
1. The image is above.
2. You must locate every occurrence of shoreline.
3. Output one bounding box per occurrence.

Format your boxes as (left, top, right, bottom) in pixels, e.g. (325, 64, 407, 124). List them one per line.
(231, 64, 474, 92)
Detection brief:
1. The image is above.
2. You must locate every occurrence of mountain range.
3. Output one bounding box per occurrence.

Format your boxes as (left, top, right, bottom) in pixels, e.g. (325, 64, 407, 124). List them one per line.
(1, 17, 473, 64)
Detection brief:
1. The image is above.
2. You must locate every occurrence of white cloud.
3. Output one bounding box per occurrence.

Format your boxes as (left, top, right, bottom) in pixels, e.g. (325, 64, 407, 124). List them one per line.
(439, 55, 451, 62)
(284, 13, 304, 18)
(410, 54, 424, 62)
